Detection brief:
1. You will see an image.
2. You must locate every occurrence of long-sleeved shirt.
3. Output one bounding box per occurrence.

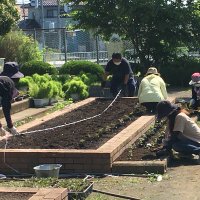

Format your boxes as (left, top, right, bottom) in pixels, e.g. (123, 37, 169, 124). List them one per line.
(138, 74, 168, 103)
(0, 76, 16, 128)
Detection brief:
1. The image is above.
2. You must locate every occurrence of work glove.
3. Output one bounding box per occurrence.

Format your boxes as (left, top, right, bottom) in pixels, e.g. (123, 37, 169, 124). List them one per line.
(0, 127, 6, 137)
(101, 81, 106, 88)
(121, 84, 128, 97)
(8, 126, 20, 136)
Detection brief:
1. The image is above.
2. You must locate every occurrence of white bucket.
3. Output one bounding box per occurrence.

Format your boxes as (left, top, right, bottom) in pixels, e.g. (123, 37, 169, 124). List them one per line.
(33, 164, 62, 178)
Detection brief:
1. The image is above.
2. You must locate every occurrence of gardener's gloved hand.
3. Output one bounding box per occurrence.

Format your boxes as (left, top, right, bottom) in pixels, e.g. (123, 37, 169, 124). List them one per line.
(101, 81, 106, 88)
(8, 126, 20, 136)
(121, 84, 128, 97)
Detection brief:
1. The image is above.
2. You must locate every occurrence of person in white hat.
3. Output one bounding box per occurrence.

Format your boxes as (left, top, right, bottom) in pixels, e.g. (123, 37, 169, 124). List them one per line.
(189, 72, 200, 109)
(138, 67, 168, 113)
(0, 62, 24, 136)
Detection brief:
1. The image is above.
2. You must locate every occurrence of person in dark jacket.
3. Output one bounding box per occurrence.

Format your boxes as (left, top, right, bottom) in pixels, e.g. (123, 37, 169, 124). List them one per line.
(101, 52, 137, 97)
(0, 62, 24, 136)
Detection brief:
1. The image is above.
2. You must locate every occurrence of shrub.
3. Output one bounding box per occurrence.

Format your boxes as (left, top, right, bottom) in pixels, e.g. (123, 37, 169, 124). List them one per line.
(21, 61, 58, 76)
(59, 60, 104, 81)
(0, 31, 42, 64)
(160, 56, 200, 87)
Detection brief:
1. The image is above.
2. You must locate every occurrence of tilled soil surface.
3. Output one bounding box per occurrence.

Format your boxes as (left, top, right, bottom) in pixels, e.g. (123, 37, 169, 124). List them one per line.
(0, 192, 34, 200)
(0, 98, 145, 149)
(116, 121, 166, 161)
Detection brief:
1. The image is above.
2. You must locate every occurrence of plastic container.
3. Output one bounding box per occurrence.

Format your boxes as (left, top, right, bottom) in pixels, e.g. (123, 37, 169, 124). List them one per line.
(33, 164, 62, 178)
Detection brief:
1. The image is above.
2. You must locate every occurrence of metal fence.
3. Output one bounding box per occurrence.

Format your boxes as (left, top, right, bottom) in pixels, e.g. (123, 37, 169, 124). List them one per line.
(23, 28, 136, 66)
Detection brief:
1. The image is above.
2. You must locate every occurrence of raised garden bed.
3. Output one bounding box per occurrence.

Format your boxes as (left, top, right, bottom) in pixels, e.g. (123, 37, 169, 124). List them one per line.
(0, 97, 175, 174)
(0, 177, 91, 200)
(0, 192, 33, 200)
(116, 121, 166, 161)
(0, 98, 145, 149)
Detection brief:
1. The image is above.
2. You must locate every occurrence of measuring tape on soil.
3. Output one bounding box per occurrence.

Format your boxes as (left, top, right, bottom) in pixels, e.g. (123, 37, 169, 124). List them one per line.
(21, 89, 122, 135)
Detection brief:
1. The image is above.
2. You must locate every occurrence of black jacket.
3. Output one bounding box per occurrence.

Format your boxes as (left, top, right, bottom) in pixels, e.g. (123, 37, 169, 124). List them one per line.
(0, 76, 15, 128)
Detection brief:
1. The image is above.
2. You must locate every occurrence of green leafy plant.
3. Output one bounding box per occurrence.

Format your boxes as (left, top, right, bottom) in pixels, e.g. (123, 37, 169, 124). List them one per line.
(63, 77, 89, 100)
(17, 76, 34, 89)
(28, 74, 64, 99)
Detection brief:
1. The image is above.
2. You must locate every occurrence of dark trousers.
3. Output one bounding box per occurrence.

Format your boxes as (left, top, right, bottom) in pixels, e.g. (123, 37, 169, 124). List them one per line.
(165, 134, 200, 155)
(110, 78, 137, 97)
(141, 102, 158, 114)
(0, 95, 13, 128)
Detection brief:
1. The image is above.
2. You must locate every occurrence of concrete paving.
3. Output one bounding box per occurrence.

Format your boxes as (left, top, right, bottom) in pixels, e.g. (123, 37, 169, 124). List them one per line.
(0, 106, 53, 127)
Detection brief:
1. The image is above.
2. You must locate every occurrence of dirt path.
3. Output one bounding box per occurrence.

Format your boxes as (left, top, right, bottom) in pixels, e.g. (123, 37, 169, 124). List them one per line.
(87, 88, 200, 200)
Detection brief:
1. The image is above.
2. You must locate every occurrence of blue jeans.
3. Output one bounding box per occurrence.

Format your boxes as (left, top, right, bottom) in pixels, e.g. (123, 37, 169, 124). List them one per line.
(166, 134, 200, 155)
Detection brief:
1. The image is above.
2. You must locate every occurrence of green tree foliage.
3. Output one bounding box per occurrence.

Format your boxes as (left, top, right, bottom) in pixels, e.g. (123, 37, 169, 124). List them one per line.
(0, 31, 42, 64)
(64, 0, 200, 70)
(0, 0, 19, 36)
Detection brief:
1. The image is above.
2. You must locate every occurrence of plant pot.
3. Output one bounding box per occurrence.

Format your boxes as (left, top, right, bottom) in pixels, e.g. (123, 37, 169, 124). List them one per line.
(18, 86, 28, 92)
(33, 98, 49, 108)
(68, 182, 93, 200)
(49, 98, 58, 105)
(70, 93, 80, 101)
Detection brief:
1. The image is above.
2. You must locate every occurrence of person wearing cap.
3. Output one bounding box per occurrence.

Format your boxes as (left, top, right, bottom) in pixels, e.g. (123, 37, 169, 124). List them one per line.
(189, 72, 200, 109)
(138, 67, 168, 113)
(0, 62, 24, 136)
(101, 52, 137, 97)
(156, 100, 200, 160)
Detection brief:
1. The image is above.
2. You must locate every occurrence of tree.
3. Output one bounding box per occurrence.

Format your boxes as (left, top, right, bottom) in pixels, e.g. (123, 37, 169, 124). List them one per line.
(0, 0, 19, 36)
(0, 31, 42, 64)
(63, 0, 200, 71)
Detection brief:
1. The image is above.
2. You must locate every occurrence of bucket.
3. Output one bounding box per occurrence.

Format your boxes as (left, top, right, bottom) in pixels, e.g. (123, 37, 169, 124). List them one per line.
(33, 164, 62, 178)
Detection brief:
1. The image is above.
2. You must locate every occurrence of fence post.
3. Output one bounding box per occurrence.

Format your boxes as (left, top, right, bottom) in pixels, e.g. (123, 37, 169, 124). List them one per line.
(96, 35, 99, 64)
(64, 29, 67, 63)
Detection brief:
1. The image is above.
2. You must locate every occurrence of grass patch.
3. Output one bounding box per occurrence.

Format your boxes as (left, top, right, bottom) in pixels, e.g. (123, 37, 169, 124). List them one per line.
(0, 177, 90, 192)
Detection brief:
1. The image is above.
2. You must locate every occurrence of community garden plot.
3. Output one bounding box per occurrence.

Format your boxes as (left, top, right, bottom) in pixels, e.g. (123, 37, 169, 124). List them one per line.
(0, 97, 174, 174)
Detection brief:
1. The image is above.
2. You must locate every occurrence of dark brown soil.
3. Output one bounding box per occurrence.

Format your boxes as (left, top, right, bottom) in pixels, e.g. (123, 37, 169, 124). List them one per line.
(0, 192, 34, 200)
(117, 121, 166, 161)
(0, 98, 146, 149)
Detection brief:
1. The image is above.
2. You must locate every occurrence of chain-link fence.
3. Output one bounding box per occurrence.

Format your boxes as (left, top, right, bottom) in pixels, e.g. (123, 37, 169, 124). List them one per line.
(23, 28, 136, 67)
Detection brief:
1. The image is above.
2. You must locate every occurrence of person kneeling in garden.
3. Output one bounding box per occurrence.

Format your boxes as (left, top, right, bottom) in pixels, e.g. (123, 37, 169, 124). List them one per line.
(138, 67, 168, 114)
(0, 62, 24, 136)
(156, 100, 200, 162)
(101, 52, 137, 97)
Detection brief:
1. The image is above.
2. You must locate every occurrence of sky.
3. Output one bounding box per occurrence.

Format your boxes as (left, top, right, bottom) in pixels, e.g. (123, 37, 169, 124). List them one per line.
(16, 0, 30, 4)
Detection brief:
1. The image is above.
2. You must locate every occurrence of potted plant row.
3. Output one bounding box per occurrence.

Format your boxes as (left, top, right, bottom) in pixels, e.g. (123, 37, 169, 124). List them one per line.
(19, 74, 64, 108)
